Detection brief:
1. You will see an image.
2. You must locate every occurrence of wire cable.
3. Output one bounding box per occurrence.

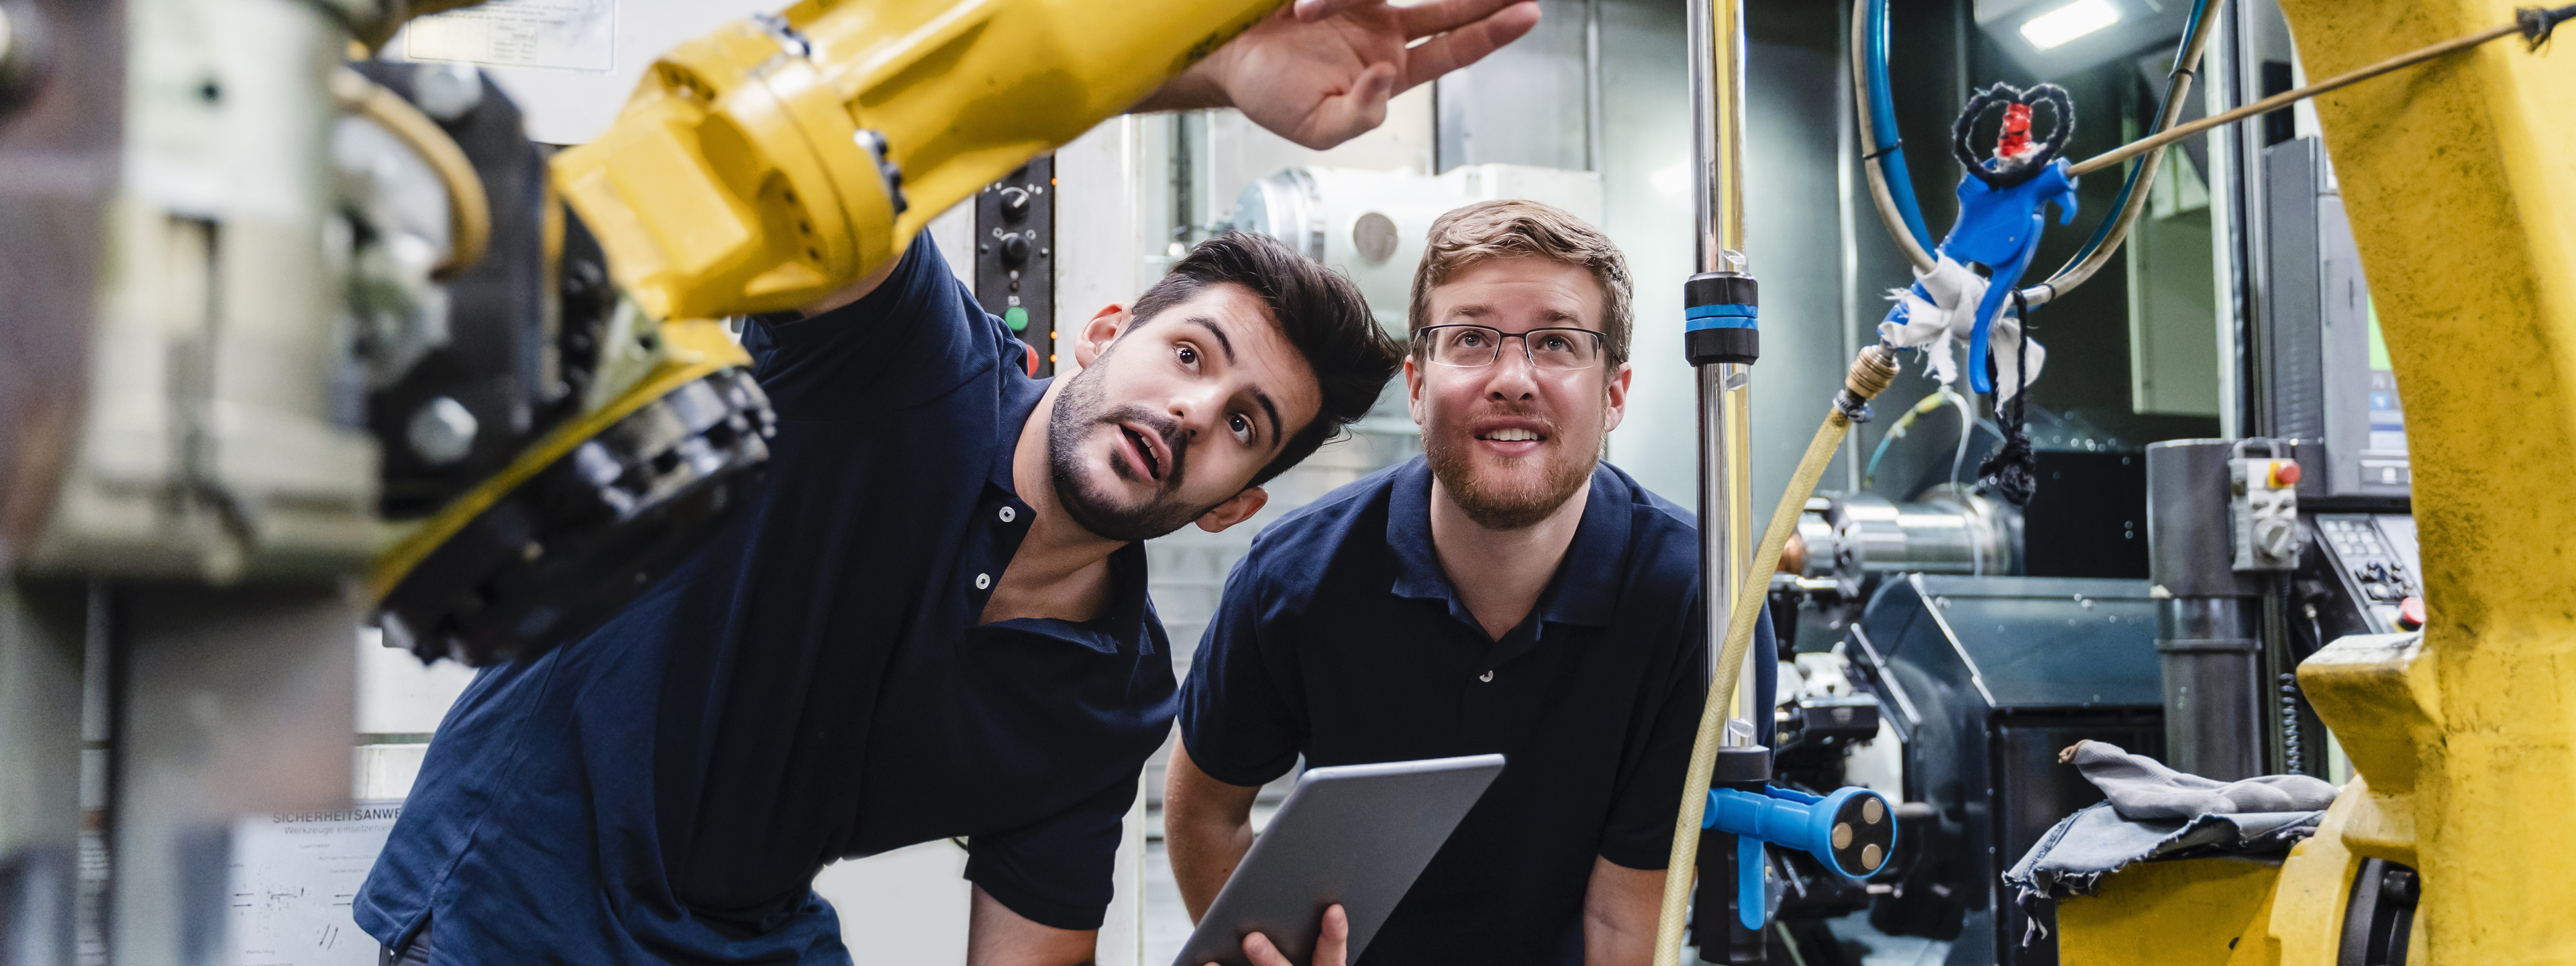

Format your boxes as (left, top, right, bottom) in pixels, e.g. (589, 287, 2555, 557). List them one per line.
(2069, 3, 2576, 178)
(1861, 388, 1975, 491)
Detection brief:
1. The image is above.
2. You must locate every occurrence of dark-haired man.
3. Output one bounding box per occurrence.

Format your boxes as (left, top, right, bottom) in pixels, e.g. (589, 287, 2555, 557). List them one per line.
(355, 3, 1543, 963)
(1168, 200, 1773, 965)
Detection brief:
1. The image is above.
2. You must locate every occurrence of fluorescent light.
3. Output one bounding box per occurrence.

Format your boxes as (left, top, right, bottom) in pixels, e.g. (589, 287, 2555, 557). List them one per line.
(2018, 0, 2121, 50)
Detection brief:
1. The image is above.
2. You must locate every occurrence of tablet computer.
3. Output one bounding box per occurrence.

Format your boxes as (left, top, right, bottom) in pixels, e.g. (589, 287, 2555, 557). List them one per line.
(1172, 753, 1506, 966)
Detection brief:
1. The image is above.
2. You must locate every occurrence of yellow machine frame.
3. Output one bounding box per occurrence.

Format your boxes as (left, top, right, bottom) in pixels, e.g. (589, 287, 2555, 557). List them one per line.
(2058, 1, 2576, 962)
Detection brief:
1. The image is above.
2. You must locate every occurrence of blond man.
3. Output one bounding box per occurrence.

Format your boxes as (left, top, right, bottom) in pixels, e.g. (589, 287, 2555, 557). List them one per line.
(1167, 201, 1772, 965)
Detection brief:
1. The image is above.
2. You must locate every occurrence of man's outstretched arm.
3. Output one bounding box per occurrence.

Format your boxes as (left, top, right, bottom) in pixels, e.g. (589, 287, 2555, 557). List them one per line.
(1164, 741, 1264, 922)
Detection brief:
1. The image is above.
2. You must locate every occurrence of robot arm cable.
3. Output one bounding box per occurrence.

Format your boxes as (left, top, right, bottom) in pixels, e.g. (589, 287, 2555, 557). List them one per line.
(2013, 0, 2219, 309)
(2020, 1, 2572, 306)
(2067, 3, 2576, 180)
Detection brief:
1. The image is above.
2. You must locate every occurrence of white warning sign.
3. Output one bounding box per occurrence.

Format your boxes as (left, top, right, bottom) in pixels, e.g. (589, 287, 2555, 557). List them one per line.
(226, 802, 405, 966)
(405, 0, 616, 72)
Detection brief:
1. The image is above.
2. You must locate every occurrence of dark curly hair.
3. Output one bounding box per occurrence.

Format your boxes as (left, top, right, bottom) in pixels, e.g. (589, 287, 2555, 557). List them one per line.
(1128, 231, 1401, 487)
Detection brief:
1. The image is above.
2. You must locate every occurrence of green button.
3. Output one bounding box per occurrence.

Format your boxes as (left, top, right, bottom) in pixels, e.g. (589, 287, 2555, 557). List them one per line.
(1004, 306, 1029, 331)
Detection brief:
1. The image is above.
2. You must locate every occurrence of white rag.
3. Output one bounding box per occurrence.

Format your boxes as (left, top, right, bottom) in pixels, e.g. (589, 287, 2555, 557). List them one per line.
(1877, 254, 2047, 405)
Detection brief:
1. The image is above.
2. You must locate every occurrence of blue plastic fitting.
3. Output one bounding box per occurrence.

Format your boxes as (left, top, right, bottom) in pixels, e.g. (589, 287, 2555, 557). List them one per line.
(1704, 784, 1899, 928)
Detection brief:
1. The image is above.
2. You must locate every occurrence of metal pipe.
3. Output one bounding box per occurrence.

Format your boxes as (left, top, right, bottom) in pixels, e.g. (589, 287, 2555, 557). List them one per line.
(1687, 0, 1759, 737)
(2145, 440, 2269, 781)
(1584, 0, 1604, 174)
(1692, 0, 1747, 263)
(1698, 363, 1755, 714)
(1680, 8, 1763, 958)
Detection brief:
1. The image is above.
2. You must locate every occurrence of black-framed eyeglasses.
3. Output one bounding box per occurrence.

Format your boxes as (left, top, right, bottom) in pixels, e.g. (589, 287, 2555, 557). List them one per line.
(1415, 325, 1608, 371)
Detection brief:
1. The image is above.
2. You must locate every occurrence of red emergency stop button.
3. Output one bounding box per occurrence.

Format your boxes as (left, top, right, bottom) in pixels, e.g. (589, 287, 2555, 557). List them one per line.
(2269, 460, 2302, 488)
(2396, 596, 2426, 631)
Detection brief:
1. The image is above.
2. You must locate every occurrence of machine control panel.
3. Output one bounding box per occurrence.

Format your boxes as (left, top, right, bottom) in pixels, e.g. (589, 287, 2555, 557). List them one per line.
(974, 154, 1055, 376)
(2230, 443, 2304, 571)
(2305, 514, 2422, 637)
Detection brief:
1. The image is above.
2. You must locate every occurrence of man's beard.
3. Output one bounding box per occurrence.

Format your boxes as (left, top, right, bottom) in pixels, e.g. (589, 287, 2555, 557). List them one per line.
(1423, 407, 1596, 531)
(1046, 361, 1215, 542)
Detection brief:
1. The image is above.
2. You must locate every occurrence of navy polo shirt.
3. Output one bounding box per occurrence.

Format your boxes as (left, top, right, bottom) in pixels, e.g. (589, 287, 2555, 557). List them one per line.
(1182, 457, 1767, 965)
(356, 236, 1178, 965)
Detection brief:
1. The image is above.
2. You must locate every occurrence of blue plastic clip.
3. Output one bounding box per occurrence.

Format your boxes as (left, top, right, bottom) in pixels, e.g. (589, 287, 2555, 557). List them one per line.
(1886, 158, 2078, 393)
(1704, 785, 1899, 929)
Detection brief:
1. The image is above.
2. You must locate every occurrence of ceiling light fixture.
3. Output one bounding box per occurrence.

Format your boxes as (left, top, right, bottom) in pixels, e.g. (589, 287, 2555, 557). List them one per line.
(2018, 0, 2122, 50)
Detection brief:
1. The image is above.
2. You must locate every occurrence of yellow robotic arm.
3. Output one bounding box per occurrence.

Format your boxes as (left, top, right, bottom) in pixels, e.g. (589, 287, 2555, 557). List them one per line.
(368, 0, 1291, 663)
(553, 0, 1287, 321)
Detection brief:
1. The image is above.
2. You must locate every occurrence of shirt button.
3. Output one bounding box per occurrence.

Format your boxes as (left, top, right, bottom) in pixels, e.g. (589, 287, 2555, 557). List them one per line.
(998, 506, 1016, 523)
(974, 573, 992, 590)
(1479, 670, 1494, 683)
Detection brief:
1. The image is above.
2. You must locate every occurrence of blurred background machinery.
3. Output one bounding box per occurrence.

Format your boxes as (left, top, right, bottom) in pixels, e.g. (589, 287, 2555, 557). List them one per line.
(0, 0, 777, 961)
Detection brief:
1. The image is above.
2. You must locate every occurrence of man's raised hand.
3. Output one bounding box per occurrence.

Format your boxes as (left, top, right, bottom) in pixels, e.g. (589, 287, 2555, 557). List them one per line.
(1147, 0, 1541, 151)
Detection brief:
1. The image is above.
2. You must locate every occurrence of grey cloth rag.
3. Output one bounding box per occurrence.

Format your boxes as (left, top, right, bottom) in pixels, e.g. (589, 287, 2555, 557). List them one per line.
(2000, 742, 2339, 945)
(2004, 801, 2323, 900)
(2061, 740, 2337, 821)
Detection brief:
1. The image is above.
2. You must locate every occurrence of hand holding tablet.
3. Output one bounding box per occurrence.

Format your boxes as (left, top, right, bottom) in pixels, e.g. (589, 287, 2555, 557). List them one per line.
(1219, 904, 1348, 966)
(1173, 755, 1506, 966)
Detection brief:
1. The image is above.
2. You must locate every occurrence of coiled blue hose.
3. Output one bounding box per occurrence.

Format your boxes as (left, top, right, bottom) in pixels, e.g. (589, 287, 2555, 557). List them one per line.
(1860, 0, 2212, 291)
(1863, 0, 1936, 255)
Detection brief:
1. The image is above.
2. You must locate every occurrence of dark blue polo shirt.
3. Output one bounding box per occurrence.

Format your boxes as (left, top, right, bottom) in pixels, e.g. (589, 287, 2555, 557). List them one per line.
(1182, 457, 1765, 965)
(356, 236, 1178, 965)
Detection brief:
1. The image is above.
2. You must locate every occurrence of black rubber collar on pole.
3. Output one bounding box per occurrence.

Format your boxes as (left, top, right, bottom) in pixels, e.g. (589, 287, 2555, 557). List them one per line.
(1684, 271, 1761, 366)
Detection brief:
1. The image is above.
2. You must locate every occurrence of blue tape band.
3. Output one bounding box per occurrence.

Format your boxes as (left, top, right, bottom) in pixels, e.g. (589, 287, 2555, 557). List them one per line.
(1686, 303, 1759, 319)
(1687, 315, 1759, 332)
(1687, 303, 1758, 333)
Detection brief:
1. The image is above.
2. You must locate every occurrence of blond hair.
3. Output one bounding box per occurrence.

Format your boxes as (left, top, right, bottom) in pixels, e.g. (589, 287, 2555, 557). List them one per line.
(1406, 199, 1635, 368)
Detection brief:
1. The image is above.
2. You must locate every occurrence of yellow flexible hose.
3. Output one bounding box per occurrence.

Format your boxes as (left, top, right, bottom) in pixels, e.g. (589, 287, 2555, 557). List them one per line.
(331, 67, 493, 280)
(1652, 345, 1898, 965)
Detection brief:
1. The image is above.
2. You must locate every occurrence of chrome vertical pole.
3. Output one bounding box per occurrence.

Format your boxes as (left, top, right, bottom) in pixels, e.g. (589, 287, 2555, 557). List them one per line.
(1686, 0, 1759, 736)
(1682, 3, 1766, 952)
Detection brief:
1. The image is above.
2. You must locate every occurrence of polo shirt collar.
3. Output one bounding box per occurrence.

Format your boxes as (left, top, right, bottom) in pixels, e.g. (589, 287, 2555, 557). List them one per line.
(989, 372, 1051, 495)
(1384, 456, 1633, 635)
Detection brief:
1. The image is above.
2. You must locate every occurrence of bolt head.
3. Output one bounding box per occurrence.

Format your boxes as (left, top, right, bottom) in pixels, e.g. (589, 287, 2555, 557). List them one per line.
(410, 62, 484, 122)
(407, 396, 479, 464)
